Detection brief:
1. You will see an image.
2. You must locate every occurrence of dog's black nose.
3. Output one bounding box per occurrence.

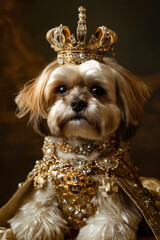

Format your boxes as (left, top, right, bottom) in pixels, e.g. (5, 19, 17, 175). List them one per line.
(70, 98, 87, 113)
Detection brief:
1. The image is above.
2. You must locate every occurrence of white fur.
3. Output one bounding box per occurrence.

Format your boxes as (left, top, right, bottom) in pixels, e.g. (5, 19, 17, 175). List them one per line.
(78, 190, 141, 240)
(9, 181, 68, 240)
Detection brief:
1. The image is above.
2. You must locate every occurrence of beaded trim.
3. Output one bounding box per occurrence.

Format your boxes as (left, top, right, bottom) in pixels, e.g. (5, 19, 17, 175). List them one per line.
(57, 52, 103, 65)
(57, 137, 118, 156)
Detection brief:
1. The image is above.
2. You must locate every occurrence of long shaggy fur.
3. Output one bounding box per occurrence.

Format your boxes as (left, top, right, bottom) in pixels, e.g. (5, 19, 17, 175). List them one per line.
(15, 58, 149, 140)
(10, 58, 150, 239)
(9, 181, 68, 240)
(78, 190, 141, 240)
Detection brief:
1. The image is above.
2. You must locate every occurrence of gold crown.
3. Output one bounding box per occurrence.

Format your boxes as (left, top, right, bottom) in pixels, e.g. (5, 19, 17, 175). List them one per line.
(46, 6, 118, 65)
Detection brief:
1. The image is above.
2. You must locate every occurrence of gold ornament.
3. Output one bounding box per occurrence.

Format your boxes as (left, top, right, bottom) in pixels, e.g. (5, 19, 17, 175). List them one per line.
(46, 6, 118, 65)
(20, 137, 160, 238)
(30, 137, 129, 229)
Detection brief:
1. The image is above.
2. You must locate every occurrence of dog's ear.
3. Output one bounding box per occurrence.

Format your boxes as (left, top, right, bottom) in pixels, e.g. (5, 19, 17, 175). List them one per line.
(103, 58, 150, 140)
(115, 65, 150, 140)
(15, 60, 58, 136)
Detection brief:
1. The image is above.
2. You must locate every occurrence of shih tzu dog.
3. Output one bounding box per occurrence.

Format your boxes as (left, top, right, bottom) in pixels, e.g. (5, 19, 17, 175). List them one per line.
(1, 5, 160, 240)
(7, 58, 151, 240)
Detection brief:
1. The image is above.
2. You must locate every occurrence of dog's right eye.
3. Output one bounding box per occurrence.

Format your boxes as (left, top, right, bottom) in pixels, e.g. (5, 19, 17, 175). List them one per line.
(56, 85, 67, 95)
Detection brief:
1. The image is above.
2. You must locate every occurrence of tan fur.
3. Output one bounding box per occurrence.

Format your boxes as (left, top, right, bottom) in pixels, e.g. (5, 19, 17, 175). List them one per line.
(15, 58, 149, 140)
(15, 61, 59, 120)
(102, 58, 149, 125)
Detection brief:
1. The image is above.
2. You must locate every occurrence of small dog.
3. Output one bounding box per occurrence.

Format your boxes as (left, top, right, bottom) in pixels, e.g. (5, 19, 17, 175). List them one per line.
(7, 57, 151, 240)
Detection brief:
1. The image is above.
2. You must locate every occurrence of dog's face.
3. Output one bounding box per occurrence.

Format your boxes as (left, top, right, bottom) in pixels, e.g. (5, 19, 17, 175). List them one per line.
(45, 60, 121, 140)
(16, 58, 149, 141)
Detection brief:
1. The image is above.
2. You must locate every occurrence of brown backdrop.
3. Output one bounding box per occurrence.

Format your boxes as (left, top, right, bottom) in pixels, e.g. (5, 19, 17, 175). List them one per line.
(0, 0, 160, 207)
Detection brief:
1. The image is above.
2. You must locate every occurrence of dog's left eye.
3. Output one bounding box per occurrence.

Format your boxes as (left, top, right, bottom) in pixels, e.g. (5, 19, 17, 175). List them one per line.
(56, 85, 67, 95)
(91, 86, 106, 97)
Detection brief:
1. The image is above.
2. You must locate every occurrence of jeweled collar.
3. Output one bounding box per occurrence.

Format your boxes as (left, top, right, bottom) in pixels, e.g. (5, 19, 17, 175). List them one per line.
(43, 135, 127, 158)
(37, 136, 130, 187)
(32, 136, 130, 191)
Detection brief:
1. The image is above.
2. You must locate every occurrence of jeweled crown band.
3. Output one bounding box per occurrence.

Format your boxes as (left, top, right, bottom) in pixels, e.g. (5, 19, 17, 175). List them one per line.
(57, 52, 103, 65)
(46, 6, 118, 64)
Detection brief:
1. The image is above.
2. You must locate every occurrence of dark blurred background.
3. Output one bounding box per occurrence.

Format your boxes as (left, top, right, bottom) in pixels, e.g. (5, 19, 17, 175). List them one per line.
(0, 0, 160, 207)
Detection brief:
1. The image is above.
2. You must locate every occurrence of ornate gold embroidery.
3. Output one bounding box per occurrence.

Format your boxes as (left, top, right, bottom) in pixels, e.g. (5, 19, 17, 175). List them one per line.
(31, 137, 128, 228)
(25, 137, 160, 239)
